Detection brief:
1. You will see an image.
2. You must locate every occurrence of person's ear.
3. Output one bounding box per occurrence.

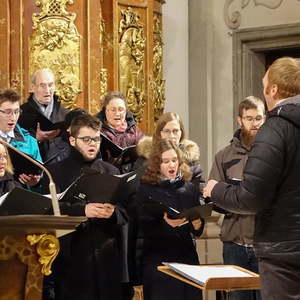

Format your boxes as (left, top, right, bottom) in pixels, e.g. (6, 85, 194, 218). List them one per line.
(270, 84, 278, 99)
(69, 136, 76, 146)
(237, 116, 242, 127)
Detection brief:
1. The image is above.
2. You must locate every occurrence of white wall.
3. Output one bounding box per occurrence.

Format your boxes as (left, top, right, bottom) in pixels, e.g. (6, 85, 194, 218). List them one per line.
(189, 0, 300, 175)
(162, 0, 189, 132)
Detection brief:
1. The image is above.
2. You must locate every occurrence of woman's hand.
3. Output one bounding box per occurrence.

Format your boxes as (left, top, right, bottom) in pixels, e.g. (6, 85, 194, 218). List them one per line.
(85, 203, 115, 218)
(18, 174, 41, 186)
(191, 218, 202, 230)
(163, 213, 187, 228)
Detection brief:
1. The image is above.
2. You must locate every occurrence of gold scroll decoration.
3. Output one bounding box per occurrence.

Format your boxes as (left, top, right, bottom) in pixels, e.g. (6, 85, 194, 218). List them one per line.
(152, 14, 165, 122)
(27, 233, 60, 276)
(29, 0, 81, 109)
(119, 7, 146, 123)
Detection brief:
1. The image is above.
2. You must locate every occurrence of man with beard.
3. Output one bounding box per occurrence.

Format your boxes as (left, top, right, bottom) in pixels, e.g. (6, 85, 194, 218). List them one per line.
(208, 96, 265, 300)
(42, 114, 128, 300)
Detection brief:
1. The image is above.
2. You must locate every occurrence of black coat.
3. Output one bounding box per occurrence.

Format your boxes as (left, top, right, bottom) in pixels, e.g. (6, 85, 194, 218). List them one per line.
(211, 96, 300, 264)
(138, 177, 203, 300)
(44, 148, 128, 300)
(19, 94, 69, 161)
(0, 173, 20, 196)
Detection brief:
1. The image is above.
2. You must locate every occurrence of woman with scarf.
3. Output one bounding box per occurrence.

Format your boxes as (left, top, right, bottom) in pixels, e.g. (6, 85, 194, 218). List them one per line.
(95, 91, 143, 173)
(136, 112, 204, 187)
(137, 139, 204, 300)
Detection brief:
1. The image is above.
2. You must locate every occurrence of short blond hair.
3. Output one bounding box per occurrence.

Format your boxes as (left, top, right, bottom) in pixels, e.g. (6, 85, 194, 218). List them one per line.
(267, 57, 300, 99)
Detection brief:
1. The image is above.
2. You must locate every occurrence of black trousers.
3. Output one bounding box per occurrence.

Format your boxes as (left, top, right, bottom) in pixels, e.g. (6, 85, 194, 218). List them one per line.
(258, 257, 300, 300)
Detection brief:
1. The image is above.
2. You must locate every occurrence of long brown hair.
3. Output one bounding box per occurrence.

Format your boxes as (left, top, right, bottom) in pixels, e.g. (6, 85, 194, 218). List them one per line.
(142, 139, 191, 184)
(153, 112, 185, 144)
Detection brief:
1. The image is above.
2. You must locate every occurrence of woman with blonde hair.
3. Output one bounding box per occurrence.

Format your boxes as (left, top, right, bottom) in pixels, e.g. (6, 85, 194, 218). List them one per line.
(0, 143, 20, 195)
(137, 139, 203, 300)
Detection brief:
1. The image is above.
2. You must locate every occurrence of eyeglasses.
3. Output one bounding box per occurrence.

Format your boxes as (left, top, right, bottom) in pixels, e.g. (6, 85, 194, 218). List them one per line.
(242, 116, 264, 123)
(0, 155, 7, 161)
(76, 136, 101, 144)
(161, 129, 181, 136)
(0, 109, 22, 118)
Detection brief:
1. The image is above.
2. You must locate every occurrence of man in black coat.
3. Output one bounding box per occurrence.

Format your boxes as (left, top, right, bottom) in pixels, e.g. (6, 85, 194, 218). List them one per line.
(204, 57, 300, 299)
(43, 114, 128, 300)
(18, 69, 69, 161)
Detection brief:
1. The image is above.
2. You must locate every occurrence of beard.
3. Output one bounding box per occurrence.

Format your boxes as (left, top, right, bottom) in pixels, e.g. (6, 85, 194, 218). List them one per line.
(240, 126, 258, 148)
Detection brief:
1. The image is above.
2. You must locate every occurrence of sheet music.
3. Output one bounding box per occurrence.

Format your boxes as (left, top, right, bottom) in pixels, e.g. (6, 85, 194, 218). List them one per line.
(163, 263, 254, 286)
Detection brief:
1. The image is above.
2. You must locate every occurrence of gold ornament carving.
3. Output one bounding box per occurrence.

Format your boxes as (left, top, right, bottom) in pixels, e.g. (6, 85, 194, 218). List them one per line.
(27, 234, 60, 276)
(100, 68, 108, 97)
(152, 15, 165, 122)
(29, 0, 81, 109)
(119, 7, 146, 123)
(10, 71, 21, 91)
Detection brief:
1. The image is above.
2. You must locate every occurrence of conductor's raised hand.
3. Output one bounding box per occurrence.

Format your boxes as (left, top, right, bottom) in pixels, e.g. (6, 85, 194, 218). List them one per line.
(85, 203, 115, 219)
(163, 213, 186, 228)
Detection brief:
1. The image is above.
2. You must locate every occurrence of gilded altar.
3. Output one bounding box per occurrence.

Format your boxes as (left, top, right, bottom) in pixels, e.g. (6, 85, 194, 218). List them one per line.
(0, 0, 166, 134)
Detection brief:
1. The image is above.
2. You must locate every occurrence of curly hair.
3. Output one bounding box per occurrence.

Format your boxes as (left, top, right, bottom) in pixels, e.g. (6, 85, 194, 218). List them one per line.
(142, 139, 191, 184)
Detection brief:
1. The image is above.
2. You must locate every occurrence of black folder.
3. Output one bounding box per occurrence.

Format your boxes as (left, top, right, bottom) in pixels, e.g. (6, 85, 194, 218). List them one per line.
(61, 169, 137, 205)
(143, 201, 213, 221)
(100, 133, 138, 165)
(19, 109, 66, 131)
(0, 187, 52, 216)
(7, 147, 43, 176)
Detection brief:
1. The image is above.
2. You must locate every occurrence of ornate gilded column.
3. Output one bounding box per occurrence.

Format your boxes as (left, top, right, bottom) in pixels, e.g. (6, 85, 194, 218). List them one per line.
(29, 0, 81, 109)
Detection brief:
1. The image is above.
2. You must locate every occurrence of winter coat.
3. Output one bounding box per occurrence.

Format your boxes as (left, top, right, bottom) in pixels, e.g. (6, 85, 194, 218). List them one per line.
(95, 111, 143, 173)
(138, 177, 204, 300)
(11, 124, 42, 163)
(135, 135, 205, 187)
(211, 95, 300, 264)
(19, 94, 69, 161)
(44, 148, 128, 300)
(209, 129, 255, 245)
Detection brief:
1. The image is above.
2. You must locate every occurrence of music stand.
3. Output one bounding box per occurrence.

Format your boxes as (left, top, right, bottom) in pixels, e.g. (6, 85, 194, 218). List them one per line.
(158, 264, 260, 300)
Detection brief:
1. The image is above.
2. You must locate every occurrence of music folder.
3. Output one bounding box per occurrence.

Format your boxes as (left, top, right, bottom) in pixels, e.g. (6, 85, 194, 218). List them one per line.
(143, 201, 213, 221)
(61, 169, 137, 205)
(100, 133, 138, 165)
(0, 187, 52, 216)
(19, 109, 66, 131)
(7, 147, 55, 177)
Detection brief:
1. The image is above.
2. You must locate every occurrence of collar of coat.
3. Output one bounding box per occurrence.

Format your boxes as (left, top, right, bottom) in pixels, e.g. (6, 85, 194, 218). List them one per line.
(136, 135, 200, 163)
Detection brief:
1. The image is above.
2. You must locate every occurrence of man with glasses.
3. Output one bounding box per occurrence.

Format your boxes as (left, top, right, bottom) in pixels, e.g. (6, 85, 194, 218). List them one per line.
(18, 68, 69, 160)
(208, 96, 265, 300)
(42, 113, 128, 300)
(0, 89, 42, 187)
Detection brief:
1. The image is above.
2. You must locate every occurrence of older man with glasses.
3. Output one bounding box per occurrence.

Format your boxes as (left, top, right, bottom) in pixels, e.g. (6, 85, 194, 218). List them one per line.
(0, 88, 42, 187)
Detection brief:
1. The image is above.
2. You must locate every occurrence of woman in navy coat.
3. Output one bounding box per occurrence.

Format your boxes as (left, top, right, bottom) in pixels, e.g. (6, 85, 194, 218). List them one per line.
(137, 139, 204, 300)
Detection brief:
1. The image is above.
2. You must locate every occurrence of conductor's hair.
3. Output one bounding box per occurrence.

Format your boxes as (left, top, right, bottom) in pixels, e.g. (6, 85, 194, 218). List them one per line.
(70, 114, 102, 137)
(0, 89, 20, 106)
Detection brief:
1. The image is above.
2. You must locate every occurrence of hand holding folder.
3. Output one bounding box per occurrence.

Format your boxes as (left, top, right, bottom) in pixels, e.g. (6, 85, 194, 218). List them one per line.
(143, 201, 213, 221)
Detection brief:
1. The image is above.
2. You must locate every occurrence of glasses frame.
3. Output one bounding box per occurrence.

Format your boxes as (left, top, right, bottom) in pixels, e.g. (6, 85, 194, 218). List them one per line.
(0, 109, 22, 118)
(75, 136, 101, 145)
